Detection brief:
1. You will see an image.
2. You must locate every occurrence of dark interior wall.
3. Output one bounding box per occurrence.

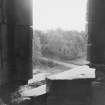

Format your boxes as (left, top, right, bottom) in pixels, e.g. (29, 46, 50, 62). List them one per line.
(88, 0, 105, 64)
(0, 0, 33, 85)
(6, 0, 33, 25)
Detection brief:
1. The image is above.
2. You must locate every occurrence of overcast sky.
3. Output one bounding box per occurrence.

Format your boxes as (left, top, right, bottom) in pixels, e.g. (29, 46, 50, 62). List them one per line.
(33, 0, 87, 31)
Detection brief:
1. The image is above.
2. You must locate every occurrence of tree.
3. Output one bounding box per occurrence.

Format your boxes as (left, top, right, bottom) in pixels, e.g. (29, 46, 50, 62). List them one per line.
(33, 30, 42, 66)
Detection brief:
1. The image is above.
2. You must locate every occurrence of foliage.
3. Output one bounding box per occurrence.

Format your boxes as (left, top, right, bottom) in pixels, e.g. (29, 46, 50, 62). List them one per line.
(33, 29, 87, 61)
(33, 30, 42, 66)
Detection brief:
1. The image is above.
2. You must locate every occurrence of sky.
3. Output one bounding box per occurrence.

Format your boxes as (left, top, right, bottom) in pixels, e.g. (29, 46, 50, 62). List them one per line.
(33, 0, 87, 31)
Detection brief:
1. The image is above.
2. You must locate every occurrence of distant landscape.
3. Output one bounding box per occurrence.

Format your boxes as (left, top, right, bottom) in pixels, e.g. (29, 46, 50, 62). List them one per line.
(33, 29, 88, 71)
